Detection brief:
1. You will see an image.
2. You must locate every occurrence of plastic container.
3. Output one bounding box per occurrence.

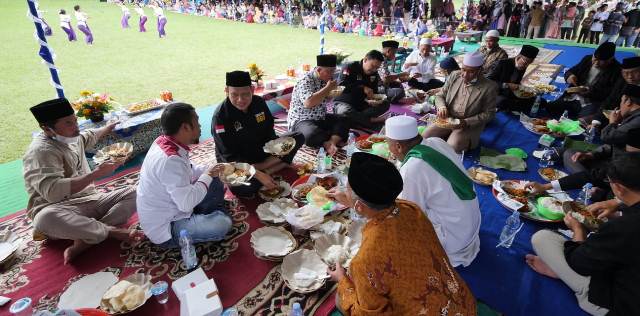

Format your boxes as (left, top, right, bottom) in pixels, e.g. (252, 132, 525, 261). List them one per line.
(151, 280, 169, 304)
(179, 230, 198, 271)
(9, 297, 32, 316)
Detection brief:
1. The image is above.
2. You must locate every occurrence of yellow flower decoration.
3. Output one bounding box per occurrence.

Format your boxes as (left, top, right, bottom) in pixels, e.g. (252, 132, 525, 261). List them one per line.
(80, 90, 93, 97)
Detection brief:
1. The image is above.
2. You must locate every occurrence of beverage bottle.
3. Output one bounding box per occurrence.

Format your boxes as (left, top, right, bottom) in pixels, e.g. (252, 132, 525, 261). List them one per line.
(498, 211, 521, 248)
(290, 302, 303, 316)
(577, 183, 593, 205)
(530, 96, 541, 117)
(585, 120, 601, 144)
(179, 229, 198, 271)
(346, 132, 356, 158)
(317, 148, 326, 173)
(560, 110, 569, 121)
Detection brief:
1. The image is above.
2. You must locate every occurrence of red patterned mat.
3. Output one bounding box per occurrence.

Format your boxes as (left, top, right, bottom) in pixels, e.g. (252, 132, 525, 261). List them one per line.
(0, 139, 352, 315)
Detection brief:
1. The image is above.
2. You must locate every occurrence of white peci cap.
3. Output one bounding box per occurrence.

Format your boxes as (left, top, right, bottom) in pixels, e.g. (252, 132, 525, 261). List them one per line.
(463, 51, 485, 67)
(485, 30, 500, 39)
(385, 115, 418, 141)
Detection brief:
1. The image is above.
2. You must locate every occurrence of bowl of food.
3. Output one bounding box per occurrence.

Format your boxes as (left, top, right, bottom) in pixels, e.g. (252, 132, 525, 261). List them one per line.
(366, 94, 387, 106)
(292, 183, 315, 204)
(468, 167, 498, 186)
(258, 181, 291, 201)
(328, 86, 345, 98)
(94, 142, 133, 164)
(514, 86, 536, 99)
(538, 167, 568, 181)
(263, 136, 296, 156)
(421, 114, 461, 129)
(100, 273, 152, 315)
(536, 196, 565, 220)
(220, 163, 256, 186)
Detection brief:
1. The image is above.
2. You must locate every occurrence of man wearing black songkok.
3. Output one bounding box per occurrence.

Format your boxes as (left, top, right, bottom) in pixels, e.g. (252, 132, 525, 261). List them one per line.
(545, 42, 621, 119)
(24, 98, 139, 264)
(213, 70, 304, 198)
(326, 152, 477, 315)
(488, 44, 541, 113)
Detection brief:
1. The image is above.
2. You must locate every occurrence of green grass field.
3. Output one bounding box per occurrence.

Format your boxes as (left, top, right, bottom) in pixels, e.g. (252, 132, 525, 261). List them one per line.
(0, 0, 380, 163)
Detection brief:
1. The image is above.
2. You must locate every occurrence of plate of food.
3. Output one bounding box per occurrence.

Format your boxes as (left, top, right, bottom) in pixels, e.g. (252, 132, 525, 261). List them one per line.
(565, 86, 588, 94)
(258, 181, 292, 201)
(123, 99, 167, 115)
(538, 167, 568, 181)
(263, 136, 296, 156)
(100, 273, 152, 315)
(420, 113, 461, 129)
(468, 167, 498, 186)
(536, 196, 566, 220)
(492, 180, 570, 223)
(314, 233, 357, 267)
(366, 94, 387, 106)
(220, 163, 256, 186)
(533, 84, 557, 94)
(281, 249, 329, 293)
(291, 174, 345, 211)
(256, 198, 299, 224)
(94, 142, 133, 164)
(563, 201, 603, 231)
(521, 117, 551, 135)
(328, 86, 345, 98)
(513, 86, 536, 99)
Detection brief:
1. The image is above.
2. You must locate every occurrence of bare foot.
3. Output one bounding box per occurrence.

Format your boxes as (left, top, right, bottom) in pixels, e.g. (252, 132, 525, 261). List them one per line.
(525, 254, 559, 279)
(64, 240, 92, 265)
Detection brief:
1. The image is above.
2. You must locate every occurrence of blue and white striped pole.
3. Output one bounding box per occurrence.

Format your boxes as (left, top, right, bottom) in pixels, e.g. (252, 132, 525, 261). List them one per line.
(319, 0, 327, 54)
(368, 0, 374, 36)
(26, 0, 64, 98)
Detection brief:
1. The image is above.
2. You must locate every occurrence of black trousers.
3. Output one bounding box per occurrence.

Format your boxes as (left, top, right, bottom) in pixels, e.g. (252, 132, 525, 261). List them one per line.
(292, 114, 349, 148)
(407, 78, 444, 92)
(333, 101, 390, 130)
(228, 132, 304, 198)
(560, 27, 573, 40)
(545, 98, 600, 120)
(589, 31, 601, 44)
(577, 29, 590, 43)
(496, 95, 537, 114)
(384, 81, 406, 103)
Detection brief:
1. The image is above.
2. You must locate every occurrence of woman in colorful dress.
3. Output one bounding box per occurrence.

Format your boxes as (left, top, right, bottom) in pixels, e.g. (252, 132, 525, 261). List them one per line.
(74, 5, 93, 45)
(544, 0, 561, 39)
(135, 4, 147, 32)
(120, 3, 131, 29)
(59, 9, 76, 41)
(560, 2, 577, 40)
(151, 2, 167, 38)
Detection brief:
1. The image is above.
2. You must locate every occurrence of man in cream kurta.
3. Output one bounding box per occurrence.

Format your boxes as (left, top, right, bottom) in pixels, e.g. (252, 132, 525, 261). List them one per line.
(423, 51, 498, 153)
(24, 98, 137, 264)
(386, 115, 481, 267)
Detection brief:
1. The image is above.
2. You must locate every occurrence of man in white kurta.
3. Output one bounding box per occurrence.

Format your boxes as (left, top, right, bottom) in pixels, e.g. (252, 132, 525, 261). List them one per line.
(402, 38, 443, 92)
(385, 115, 481, 267)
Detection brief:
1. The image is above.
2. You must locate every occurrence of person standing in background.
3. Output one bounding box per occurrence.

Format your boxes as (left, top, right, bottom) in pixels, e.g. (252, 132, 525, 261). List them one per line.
(528, 1, 545, 38)
(616, 2, 640, 47)
(600, 2, 625, 44)
(577, 10, 594, 44)
(590, 4, 609, 44)
(560, 2, 577, 40)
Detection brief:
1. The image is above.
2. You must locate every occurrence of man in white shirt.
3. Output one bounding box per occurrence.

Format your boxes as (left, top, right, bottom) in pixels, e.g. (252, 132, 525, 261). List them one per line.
(137, 103, 232, 247)
(385, 115, 481, 267)
(402, 38, 442, 92)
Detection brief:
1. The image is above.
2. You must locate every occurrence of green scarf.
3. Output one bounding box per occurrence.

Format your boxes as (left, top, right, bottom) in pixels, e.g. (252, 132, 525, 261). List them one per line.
(402, 144, 476, 200)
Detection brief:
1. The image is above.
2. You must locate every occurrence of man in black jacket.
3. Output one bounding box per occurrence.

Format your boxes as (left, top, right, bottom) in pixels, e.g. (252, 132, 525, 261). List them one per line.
(526, 127, 640, 202)
(487, 44, 539, 113)
(333, 50, 389, 130)
(586, 57, 640, 124)
(526, 151, 640, 316)
(545, 42, 621, 119)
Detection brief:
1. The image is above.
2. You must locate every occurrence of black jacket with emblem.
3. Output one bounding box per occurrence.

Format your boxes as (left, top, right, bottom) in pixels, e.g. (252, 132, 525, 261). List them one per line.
(334, 60, 381, 110)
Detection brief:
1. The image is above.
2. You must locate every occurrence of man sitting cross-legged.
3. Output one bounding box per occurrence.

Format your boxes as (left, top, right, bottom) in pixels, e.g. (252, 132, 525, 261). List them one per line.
(138, 103, 233, 247)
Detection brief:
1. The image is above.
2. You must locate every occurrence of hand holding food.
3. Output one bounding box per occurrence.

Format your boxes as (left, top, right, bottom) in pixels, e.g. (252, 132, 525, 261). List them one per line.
(256, 170, 278, 190)
(525, 182, 551, 195)
(586, 199, 621, 220)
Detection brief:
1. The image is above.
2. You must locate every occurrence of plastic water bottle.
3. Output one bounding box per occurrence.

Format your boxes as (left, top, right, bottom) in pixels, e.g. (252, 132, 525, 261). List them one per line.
(498, 211, 521, 248)
(539, 147, 554, 168)
(560, 110, 569, 121)
(530, 96, 541, 117)
(585, 120, 601, 144)
(346, 132, 356, 157)
(179, 229, 198, 271)
(317, 148, 326, 173)
(290, 303, 303, 316)
(221, 308, 239, 316)
(577, 183, 593, 205)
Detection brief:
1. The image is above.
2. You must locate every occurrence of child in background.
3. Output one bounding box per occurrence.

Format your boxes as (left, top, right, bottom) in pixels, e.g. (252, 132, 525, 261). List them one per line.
(577, 10, 594, 43)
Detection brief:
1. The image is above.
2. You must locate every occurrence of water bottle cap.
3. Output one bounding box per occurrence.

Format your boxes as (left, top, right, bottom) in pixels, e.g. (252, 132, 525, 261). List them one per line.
(9, 297, 32, 313)
(586, 182, 593, 188)
(180, 229, 188, 237)
(293, 302, 301, 308)
(591, 120, 601, 125)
